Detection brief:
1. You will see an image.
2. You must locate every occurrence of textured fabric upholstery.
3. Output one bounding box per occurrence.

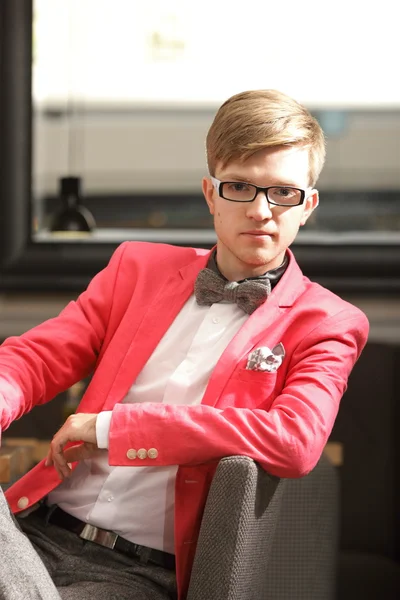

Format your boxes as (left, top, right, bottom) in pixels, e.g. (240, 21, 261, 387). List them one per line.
(187, 454, 338, 600)
(265, 453, 338, 599)
(187, 456, 285, 600)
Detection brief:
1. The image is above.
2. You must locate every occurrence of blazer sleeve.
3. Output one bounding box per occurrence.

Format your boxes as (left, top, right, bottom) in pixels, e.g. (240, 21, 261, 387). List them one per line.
(0, 242, 128, 440)
(107, 307, 369, 478)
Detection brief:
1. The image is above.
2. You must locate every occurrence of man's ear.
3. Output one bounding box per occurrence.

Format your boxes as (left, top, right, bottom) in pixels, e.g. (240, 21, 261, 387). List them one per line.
(202, 177, 215, 215)
(300, 189, 319, 226)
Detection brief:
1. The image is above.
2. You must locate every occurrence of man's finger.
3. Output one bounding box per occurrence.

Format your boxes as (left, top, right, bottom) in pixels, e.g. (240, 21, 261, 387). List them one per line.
(45, 449, 53, 467)
(63, 443, 100, 464)
(50, 437, 69, 476)
(45, 414, 99, 478)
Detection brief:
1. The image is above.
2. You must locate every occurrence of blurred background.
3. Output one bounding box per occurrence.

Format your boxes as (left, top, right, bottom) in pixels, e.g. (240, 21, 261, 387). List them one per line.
(0, 0, 400, 598)
(31, 0, 400, 242)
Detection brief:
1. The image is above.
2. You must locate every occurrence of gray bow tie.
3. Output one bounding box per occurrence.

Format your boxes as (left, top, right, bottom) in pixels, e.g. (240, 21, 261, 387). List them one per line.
(194, 268, 271, 314)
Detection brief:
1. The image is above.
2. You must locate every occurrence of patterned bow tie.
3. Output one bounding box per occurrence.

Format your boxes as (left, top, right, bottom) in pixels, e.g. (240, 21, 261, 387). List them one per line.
(194, 268, 271, 315)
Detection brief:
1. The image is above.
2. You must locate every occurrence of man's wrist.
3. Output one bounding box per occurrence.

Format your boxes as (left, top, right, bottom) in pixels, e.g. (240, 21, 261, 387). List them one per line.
(95, 411, 113, 449)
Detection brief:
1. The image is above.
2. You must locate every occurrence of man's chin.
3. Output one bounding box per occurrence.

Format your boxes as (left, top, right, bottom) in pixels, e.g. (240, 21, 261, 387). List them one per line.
(238, 249, 284, 272)
(239, 250, 275, 267)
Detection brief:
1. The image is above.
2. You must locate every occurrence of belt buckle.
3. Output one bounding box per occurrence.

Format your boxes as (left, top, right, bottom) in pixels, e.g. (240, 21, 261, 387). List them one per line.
(79, 523, 118, 549)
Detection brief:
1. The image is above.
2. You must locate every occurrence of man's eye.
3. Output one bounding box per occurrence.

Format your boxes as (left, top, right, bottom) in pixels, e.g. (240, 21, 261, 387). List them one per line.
(230, 183, 249, 192)
(276, 187, 295, 197)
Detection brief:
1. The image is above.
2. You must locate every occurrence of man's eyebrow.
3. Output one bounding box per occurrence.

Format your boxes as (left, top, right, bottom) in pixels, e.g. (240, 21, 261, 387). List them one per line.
(220, 173, 253, 183)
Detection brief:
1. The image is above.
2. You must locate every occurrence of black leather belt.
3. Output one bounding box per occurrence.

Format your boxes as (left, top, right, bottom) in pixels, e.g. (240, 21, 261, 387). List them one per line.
(35, 504, 175, 571)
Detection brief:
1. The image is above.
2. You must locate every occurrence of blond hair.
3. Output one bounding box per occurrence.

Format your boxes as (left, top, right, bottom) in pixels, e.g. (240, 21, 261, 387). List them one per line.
(206, 89, 326, 187)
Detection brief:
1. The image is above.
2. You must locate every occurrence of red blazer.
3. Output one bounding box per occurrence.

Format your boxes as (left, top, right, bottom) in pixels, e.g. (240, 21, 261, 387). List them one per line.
(1, 242, 369, 598)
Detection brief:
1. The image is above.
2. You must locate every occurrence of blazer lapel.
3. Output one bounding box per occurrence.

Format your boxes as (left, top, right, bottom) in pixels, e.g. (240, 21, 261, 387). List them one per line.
(103, 250, 211, 410)
(201, 250, 306, 407)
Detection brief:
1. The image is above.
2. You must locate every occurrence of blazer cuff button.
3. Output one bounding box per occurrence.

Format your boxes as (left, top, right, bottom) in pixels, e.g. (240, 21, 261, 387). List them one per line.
(17, 496, 29, 510)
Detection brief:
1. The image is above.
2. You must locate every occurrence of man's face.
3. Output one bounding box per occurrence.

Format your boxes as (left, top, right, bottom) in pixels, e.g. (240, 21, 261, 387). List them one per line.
(202, 145, 319, 281)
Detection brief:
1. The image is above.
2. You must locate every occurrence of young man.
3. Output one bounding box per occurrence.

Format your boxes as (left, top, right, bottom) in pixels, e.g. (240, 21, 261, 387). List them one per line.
(0, 89, 369, 599)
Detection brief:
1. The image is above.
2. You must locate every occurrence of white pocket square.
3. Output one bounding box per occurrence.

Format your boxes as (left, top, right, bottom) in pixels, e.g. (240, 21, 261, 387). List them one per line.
(246, 343, 285, 373)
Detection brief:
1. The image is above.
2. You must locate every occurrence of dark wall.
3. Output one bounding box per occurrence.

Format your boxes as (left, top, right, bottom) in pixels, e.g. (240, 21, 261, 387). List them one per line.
(331, 341, 400, 562)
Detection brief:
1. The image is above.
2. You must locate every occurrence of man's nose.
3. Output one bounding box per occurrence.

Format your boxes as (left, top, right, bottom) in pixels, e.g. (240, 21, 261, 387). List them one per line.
(245, 190, 273, 220)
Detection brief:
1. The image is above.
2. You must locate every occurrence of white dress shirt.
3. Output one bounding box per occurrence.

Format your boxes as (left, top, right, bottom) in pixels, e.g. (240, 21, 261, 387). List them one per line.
(48, 296, 248, 553)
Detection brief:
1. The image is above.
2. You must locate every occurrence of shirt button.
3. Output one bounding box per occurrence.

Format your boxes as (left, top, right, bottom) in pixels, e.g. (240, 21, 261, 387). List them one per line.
(212, 317, 220, 324)
(126, 449, 137, 460)
(17, 496, 29, 510)
(148, 448, 158, 459)
(107, 496, 114, 502)
(137, 448, 148, 460)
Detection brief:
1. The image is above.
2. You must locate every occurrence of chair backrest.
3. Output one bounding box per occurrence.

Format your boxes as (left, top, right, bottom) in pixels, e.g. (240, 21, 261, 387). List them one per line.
(266, 453, 339, 599)
(187, 455, 285, 600)
(187, 453, 338, 600)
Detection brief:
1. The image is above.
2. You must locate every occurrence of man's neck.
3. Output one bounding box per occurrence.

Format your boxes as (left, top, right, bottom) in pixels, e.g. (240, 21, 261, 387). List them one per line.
(209, 250, 288, 284)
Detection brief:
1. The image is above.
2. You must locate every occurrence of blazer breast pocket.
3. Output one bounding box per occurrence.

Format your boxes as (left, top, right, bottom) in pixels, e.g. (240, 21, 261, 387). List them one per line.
(220, 368, 278, 410)
(234, 368, 278, 385)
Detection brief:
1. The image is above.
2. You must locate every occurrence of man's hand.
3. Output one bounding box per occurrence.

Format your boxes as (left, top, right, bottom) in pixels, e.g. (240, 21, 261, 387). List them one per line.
(45, 413, 101, 480)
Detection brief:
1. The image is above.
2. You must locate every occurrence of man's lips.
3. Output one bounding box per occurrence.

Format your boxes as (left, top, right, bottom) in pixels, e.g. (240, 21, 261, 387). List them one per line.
(242, 230, 274, 236)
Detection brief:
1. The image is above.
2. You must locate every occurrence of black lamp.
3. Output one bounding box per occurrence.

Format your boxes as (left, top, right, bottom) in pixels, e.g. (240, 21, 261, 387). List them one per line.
(50, 5, 96, 236)
(51, 176, 96, 233)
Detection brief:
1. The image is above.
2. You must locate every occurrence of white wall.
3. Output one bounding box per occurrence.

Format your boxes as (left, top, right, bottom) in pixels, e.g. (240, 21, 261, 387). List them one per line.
(32, 0, 400, 197)
(33, 108, 400, 196)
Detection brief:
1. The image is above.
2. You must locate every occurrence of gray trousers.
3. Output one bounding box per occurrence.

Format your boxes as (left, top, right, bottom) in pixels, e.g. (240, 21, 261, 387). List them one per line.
(0, 488, 59, 600)
(0, 489, 177, 600)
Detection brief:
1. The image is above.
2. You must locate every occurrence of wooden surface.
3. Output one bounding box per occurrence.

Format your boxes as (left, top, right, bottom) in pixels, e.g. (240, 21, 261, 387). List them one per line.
(3, 437, 49, 465)
(1, 439, 41, 483)
(324, 441, 343, 467)
(0, 447, 25, 483)
(1, 437, 343, 485)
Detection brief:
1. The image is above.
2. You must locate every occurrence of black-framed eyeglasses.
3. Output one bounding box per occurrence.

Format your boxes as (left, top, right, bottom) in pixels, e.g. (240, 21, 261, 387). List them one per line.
(211, 177, 308, 207)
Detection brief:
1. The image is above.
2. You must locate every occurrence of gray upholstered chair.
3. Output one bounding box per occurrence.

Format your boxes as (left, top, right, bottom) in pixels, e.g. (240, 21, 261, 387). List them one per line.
(187, 453, 339, 600)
